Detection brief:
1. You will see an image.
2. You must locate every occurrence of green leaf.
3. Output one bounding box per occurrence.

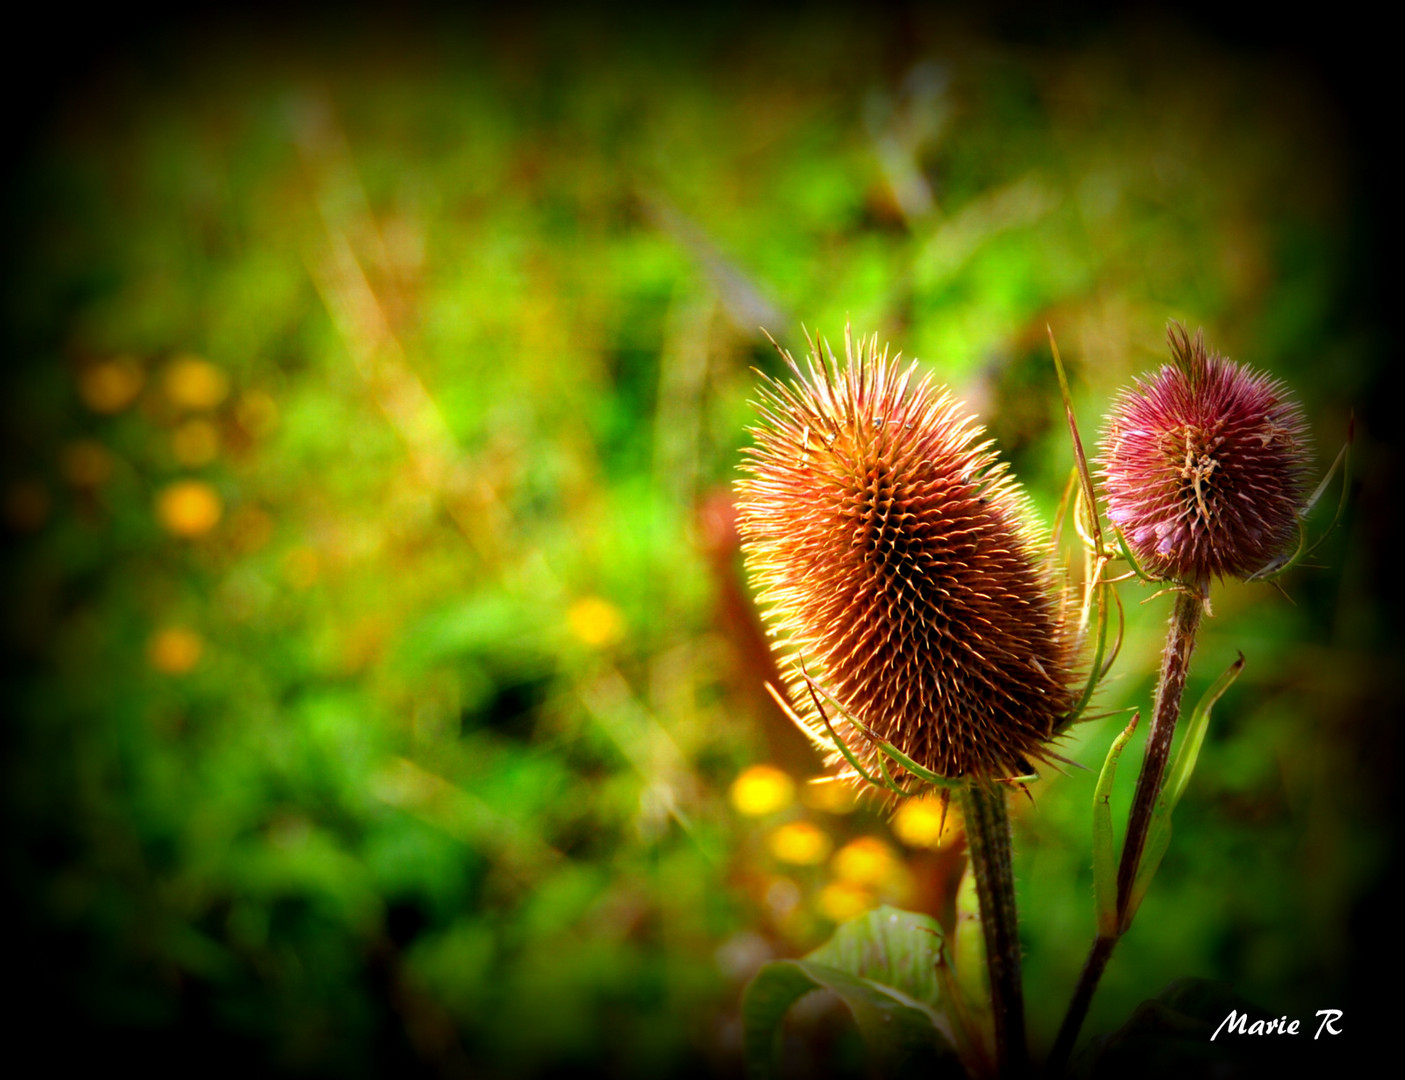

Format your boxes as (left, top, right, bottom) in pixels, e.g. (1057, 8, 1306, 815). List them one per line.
(1126, 654, 1245, 925)
(805, 907, 947, 1008)
(1093, 713, 1139, 938)
(741, 907, 963, 1079)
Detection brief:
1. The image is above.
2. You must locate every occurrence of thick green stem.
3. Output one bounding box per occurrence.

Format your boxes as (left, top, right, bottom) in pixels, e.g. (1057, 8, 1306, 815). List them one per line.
(1047, 583, 1206, 1077)
(1114, 584, 1204, 923)
(959, 781, 1028, 1078)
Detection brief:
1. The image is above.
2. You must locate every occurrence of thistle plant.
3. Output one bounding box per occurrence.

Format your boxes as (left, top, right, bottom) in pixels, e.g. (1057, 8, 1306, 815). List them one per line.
(1101, 323, 1311, 585)
(1048, 322, 1343, 1074)
(736, 329, 1078, 789)
(735, 322, 1344, 1080)
(737, 328, 1087, 1077)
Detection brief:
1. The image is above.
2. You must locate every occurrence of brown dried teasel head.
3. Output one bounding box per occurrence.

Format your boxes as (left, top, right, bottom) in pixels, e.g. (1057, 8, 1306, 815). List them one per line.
(1099, 323, 1312, 587)
(735, 329, 1077, 793)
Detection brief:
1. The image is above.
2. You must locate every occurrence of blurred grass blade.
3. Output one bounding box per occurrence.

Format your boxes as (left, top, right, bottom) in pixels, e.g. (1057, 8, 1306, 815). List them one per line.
(637, 189, 785, 337)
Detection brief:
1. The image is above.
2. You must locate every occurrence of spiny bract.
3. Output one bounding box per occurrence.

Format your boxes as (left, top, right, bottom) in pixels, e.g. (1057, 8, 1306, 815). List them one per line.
(1099, 323, 1311, 585)
(735, 329, 1076, 788)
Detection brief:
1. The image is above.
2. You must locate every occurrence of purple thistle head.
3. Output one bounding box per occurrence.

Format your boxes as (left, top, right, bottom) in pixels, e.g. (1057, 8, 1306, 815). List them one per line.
(1099, 323, 1311, 585)
(735, 330, 1076, 786)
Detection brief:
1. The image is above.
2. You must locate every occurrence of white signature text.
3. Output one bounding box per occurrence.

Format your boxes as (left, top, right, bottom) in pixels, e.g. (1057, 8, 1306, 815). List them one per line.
(1211, 1009, 1343, 1041)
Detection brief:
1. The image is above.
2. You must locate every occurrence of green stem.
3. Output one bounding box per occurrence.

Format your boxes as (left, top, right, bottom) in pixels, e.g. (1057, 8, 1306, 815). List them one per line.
(1046, 933, 1115, 1076)
(959, 781, 1028, 1078)
(1046, 582, 1206, 1077)
(1114, 584, 1204, 923)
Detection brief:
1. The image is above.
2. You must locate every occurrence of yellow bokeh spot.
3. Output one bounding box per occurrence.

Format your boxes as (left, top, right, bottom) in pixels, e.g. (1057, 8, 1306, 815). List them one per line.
(61, 440, 115, 487)
(155, 480, 223, 537)
(148, 627, 203, 674)
(78, 357, 144, 414)
(801, 779, 859, 814)
(818, 880, 876, 922)
(832, 836, 901, 887)
(730, 765, 795, 816)
(4, 481, 51, 531)
(567, 596, 625, 647)
(893, 795, 960, 850)
(768, 821, 832, 865)
(163, 355, 229, 410)
(172, 419, 220, 466)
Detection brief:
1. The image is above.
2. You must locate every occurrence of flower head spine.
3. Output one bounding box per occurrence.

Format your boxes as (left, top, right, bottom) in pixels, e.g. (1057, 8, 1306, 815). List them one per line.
(736, 329, 1076, 789)
(1099, 323, 1311, 585)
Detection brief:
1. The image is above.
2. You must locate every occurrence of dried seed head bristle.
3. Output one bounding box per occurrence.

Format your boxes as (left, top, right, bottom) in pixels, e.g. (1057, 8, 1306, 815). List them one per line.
(736, 329, 1077, 789)
(1099, 323, 1311, 585)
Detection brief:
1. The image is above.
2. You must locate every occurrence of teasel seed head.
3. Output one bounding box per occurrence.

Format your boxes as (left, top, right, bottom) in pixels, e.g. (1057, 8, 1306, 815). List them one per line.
(735, 329, 1077, 790)
(1099, 323, 1311, 586)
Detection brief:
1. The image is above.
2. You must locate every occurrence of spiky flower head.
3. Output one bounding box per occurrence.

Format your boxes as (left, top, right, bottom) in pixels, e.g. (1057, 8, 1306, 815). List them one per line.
(735, 329, 1076, 789)
(1099, 323, 1311, 585)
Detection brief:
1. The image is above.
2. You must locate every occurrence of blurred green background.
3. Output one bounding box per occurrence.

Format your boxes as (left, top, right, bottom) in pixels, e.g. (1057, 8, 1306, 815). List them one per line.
(2, 7, 1394, 1077)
